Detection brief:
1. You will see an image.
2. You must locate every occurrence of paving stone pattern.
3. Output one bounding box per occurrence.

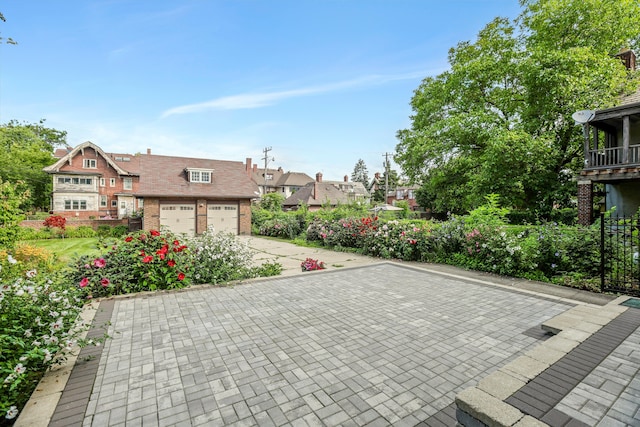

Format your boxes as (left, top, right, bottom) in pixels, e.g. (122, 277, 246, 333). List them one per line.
(78, 264, 571, 426)
(506, 308, 640, 427)
(555, 311, 640, 426)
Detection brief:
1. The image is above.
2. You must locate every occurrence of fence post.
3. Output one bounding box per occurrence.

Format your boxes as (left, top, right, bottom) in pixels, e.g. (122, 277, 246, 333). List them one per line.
(600, 212, 605, 291)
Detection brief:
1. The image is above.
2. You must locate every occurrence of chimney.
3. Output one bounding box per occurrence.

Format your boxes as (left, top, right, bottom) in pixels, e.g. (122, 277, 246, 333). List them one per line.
(316, 172, 322, 183)
(344, 175, 348, 182)
(246, 158, 252, 176)
(617, 48, 637, 71)
(253, 164, 258, 172)
(147, 148, 151, 155)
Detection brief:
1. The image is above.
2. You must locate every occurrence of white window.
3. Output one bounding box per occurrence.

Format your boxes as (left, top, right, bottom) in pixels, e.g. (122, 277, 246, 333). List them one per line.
(100, 196, 107, 207)
(83, 159, 97, 169)
(123, 178, 132, 190)
(110, 178, 116, 187)
(100, 178, 105, 187)
(188, 168, 212, 183)
(111, 200, 117, 208)
(64, 200, 88, 210)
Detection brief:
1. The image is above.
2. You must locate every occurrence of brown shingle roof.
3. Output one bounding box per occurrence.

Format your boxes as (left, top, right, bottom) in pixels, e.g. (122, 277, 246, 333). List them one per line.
(283, 182, 364, 207)
(275, 172, 314, 187)
(136, 153, 259, 199)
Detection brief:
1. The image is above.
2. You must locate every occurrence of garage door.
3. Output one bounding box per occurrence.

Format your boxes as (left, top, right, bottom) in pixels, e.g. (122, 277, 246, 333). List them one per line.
(160, 203, 195, 236)
(207, 203, 238, 234)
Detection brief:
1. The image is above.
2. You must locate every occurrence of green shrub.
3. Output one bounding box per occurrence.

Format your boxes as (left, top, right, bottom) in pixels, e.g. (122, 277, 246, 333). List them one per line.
(0, 252, 102, 422)
(111, 225, 129, 237)
(67, 229, 192, 298)
(189, 229, 282, 284)
(17, 227, 53, 240)
(259, 215, 303, 239)
(96, 225, 112, 237)
(65, 226, 96, 238)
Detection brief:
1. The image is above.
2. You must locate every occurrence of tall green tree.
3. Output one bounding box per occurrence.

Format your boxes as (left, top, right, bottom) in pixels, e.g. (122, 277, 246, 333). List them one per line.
(0, 120, 67, 211)
(0, 178, 29, 248)
(351, 159, 370, 186)
(396, 0, 640, 218)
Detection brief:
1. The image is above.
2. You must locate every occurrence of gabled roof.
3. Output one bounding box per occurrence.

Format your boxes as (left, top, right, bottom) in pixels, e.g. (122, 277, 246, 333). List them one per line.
(44, 141, 137, 176)
(275, 172, 314, 187)
(251, 167, 284, 187)
(136, 154, 259, 199)
(282, 181, 368, 207)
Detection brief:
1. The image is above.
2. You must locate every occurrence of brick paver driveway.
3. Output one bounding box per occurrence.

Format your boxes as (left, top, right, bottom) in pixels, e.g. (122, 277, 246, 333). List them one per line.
(80, 263, 572, 426)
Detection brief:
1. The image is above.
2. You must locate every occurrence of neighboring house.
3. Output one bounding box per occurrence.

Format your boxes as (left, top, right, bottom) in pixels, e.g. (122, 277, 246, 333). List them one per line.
(282, 173, 370, 211)
(246, 159, 314, 197)
(576, 50, 640, 224)
(44, 142, 259, 235)
(387, 185, 420, 210)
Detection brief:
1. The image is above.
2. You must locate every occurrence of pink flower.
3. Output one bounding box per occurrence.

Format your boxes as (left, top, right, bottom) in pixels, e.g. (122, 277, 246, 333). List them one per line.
(79, 277, 89, 288)
(92, 258, 106, 268)
(125, 236, 133, 242)
(167, 260, 176, 267)
(100, 278, 110, 287)
(177, 272, 185, 281)
(142, 255, 153, 263)
(150, 230, 161, 236)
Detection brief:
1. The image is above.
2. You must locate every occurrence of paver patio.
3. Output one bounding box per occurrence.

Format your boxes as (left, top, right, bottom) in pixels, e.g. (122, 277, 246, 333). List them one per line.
(48, 263, 578, 426)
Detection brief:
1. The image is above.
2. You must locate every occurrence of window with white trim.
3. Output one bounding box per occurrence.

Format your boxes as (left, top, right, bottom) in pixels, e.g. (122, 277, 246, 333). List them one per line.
(110, 178, 116, 187)
(187, 168, 213, 183)
(64, 200, 87, 210)
(100, 195, 107, 207)
(111, 200, 117, 207)
(100, 178, 105, 187)
(83, 159, 97, 169)
(123, 178, 132, 190)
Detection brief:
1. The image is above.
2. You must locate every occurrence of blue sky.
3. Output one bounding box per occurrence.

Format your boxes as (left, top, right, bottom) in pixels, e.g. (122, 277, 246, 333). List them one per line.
(0, 1, 521, 181)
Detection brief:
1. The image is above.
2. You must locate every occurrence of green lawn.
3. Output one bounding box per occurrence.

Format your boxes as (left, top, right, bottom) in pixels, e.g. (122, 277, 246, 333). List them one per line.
(25, 238, 105, 264)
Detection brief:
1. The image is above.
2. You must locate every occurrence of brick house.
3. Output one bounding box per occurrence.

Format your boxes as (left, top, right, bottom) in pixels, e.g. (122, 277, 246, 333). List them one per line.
(44, 141, 259, 235)
(282, 172, 370, 211)
(246, 159, 314, 197)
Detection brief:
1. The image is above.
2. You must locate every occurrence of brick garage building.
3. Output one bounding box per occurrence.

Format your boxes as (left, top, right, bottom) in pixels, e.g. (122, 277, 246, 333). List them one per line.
(44, 142, 259, 235)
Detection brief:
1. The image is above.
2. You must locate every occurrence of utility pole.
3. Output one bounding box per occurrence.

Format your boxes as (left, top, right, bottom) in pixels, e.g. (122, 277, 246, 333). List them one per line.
(383, 152, 391, 205)
(262, 147, 274, 195)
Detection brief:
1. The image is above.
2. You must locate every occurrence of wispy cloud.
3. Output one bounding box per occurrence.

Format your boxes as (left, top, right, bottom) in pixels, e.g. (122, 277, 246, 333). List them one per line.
(160, 71, 425, 118)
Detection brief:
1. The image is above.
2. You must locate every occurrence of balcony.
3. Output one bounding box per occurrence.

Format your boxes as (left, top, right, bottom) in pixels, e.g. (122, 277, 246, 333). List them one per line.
(586, 144, 640, 169)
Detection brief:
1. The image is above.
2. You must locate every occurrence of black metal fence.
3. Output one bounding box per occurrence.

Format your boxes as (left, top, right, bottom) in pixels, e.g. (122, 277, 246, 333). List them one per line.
(128, 217, 143, 232)
(601, 213, 640, 296)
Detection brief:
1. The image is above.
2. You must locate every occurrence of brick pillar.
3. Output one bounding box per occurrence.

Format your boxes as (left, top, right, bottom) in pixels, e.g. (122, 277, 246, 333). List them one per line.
(196, 199, 207, 234)
(577, 180, 593, 226)
(143, 198, 160, 231)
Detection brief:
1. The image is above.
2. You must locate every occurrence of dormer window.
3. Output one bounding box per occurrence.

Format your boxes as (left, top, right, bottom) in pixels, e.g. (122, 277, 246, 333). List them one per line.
(186, 168, 213, 183)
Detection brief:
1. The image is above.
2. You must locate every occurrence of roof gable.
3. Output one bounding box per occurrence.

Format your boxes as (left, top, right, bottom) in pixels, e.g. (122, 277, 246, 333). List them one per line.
(43, 141, 136, 176)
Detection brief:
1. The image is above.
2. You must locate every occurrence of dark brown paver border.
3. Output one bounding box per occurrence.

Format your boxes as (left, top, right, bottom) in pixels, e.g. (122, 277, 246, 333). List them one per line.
(48, 299, 115, 427)
(505, 308, 640, 427)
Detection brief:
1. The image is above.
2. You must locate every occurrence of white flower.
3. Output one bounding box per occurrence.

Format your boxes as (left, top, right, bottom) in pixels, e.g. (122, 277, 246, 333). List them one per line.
(7, 255, 17, 264)
(43, 349, 52, 362)
(24, 329, 32, 338)
(25, 269, 37, 278)
(6, 406, 19, 420)
(4, 374, 15, 384)
(50, 318, 63, 332)
(19, 355, 28, 362)
(14, 363, 26, 374)
(15, 288, 24, 296)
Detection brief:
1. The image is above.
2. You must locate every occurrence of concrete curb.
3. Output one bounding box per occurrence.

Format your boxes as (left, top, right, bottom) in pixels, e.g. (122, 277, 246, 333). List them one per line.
(454, 296, 632, 426)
